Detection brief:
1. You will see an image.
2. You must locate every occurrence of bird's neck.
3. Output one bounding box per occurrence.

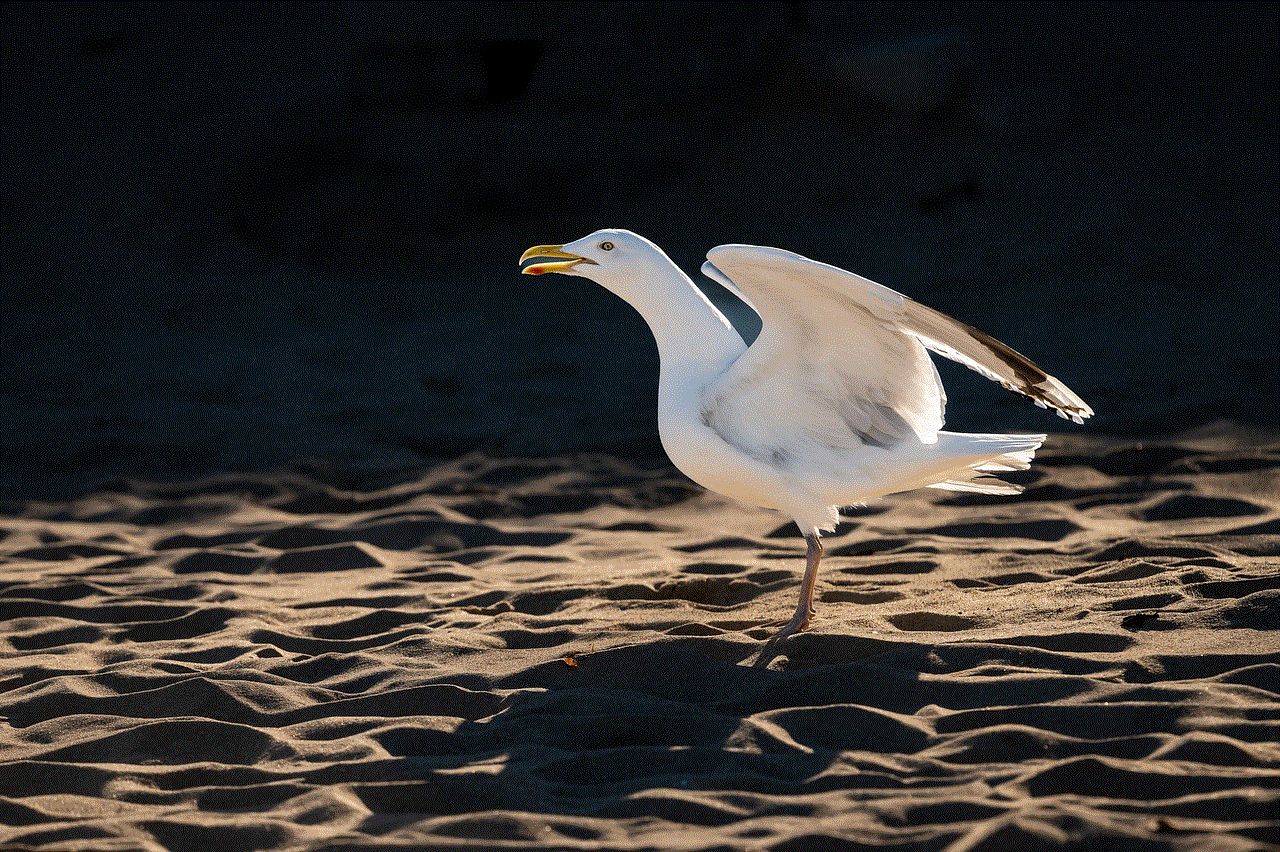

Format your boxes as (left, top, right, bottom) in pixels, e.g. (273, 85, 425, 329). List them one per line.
(623, 265, 747, 376)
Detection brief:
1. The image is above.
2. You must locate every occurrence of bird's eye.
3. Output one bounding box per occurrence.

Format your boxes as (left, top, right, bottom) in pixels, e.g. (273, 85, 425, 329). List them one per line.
(600, 241, 614, 251)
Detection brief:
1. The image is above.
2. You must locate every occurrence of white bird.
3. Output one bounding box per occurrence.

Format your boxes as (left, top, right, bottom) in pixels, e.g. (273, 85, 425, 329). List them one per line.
(520, 230, 1092, 666)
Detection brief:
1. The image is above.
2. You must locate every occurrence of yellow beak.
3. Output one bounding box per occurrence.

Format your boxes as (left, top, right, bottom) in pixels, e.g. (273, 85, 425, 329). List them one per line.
(519, 244, 596, 275)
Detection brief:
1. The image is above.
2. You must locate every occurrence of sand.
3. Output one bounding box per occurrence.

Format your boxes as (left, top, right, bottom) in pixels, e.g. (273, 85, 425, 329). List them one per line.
(1, 421, 1278, 851)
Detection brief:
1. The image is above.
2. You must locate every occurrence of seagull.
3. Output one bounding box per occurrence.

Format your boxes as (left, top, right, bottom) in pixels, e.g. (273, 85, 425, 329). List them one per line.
(520, 230, 1092, 666)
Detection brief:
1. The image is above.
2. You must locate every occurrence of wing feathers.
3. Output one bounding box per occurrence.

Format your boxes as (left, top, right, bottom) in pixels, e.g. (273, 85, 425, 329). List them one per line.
(700, 260, 758, 314)
(902, 299, 1093, 424)
(705, 244, 1092, 428)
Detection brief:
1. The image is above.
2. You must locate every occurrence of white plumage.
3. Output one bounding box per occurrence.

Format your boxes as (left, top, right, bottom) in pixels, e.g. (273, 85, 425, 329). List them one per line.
(520, 229, 1092, 665)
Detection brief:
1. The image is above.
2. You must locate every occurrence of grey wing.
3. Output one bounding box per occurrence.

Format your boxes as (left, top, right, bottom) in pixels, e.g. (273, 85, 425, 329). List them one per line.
(900, 298, 1093, 423)
(700, 247, 947, 467)
(703, 244, 1092, 439)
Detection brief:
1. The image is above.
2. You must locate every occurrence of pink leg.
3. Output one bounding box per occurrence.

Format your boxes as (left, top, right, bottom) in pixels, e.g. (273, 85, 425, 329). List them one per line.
(753, 534, 822, 667)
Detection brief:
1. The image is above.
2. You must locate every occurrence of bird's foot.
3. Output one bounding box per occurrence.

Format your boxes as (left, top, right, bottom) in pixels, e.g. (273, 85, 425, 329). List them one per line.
(763, 617, 807, 630)
(752, 608, 813, 668)
(764, 610, 814, 630)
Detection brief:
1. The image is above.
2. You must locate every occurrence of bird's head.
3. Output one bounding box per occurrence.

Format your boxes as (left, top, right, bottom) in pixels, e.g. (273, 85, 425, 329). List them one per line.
(519, 229, 676, 302)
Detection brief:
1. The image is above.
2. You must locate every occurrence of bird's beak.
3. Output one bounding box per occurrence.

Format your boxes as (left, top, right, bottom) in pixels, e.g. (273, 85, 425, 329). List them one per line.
(519, 244, 596, 275)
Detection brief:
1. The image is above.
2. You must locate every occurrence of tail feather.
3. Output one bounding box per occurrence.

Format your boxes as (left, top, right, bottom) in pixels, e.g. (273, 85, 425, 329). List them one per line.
(929, 473, 1024, 495)
(926, 433, 1044, 494)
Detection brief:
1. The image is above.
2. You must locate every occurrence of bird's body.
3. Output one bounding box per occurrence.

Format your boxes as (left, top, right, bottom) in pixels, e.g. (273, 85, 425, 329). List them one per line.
(521, 230, 1091, 665)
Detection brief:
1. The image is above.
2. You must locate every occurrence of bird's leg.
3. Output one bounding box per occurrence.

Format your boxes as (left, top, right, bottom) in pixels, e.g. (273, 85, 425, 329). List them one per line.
(753, 533, 822, 667)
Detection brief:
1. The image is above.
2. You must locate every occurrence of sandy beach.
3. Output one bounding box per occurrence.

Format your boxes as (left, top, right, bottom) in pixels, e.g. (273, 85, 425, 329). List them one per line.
(2, 422, 1276, 850)
(3, 4, 1276, 849)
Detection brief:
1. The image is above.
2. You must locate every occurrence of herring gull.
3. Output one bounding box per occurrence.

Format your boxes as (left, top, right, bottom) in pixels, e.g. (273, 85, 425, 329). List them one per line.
(520, 229, 1092, 666)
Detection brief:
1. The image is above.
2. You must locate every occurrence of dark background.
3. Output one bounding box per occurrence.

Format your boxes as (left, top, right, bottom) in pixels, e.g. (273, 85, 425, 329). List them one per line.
(2, 1, 1277, 498)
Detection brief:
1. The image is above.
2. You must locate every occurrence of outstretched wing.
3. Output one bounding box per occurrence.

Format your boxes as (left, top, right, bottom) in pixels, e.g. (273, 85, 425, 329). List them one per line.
(700, 244, 1090, 468)
(898, 297, 1092, 423)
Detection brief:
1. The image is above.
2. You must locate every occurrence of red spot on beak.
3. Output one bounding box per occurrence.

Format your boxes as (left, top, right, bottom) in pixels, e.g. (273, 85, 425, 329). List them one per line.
(527, 266, 545, 275)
